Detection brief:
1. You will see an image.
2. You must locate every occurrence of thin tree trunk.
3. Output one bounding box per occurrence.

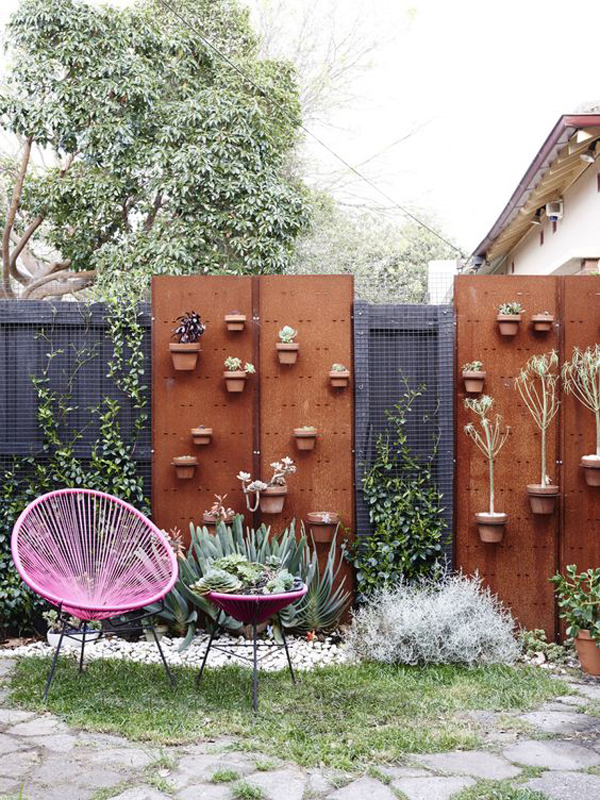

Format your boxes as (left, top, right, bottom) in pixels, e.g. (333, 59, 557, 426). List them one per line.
(2, 138, 33, 298)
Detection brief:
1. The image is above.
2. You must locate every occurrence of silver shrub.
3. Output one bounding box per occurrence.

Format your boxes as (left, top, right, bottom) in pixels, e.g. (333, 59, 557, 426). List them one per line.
(346, 572, 519, 666)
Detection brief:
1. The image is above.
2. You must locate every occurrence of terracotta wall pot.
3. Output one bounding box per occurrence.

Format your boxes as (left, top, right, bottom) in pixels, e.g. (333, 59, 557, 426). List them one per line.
(276, 343, 299, 364)
(169, 342, 201, 371)
(497, 314, 521, 336)
(172, 457, 198, 479)
(575, 630, 600, 676)
(307, 512, 340, 542)
(462, 370, 486, 393)
(191, 427, 213, 445)
(531, 315, 554, 332)
(329, 370, 350, 388)
(527, 484, 559, 515)
(224, 371, 247, 393)
(294, 428, 318, 450)
(259, 485, 287, 514)
(581, 455, 600, 486)
(202, 512, 235, 528)
(475, 512, 507, 543)
(225, 314, 246, 332)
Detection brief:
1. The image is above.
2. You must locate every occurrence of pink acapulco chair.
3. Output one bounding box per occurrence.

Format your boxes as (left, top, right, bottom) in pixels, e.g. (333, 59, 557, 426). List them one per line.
(12, 489, 178, 698)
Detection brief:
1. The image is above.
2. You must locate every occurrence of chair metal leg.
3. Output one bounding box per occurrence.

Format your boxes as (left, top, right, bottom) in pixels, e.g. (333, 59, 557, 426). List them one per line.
(78, 622, 87, 674)
(279, 617, 297, 685)
(43, 622, 67, 700)
(196, 615, 221, 687)
(252, 622, 259, 713)
(149, 621, 175, 687)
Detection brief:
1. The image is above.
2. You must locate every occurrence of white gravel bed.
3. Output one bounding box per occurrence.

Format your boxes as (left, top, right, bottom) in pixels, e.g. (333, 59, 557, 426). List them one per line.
(6, 631, 349, 671)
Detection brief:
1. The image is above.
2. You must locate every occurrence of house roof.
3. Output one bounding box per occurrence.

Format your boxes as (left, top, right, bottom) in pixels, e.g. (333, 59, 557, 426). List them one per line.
(472, 114, 600, 271)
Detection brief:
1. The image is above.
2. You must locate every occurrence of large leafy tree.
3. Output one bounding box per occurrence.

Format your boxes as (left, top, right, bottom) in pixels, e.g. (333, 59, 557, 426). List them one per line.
(0, 0, 310, 299)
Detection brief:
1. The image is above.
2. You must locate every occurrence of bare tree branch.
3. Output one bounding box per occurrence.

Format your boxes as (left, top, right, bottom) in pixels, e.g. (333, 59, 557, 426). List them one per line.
(20, 262, 79, 299)
(2, 137, 33, 297)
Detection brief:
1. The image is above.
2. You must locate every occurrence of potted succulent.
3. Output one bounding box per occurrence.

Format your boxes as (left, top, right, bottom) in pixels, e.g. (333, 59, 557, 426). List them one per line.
(224, 310, 246, 332)
(531, 311, 554, 332)
(202, 494, 236, 528)
(550, 565, 600, 676)
(464, 395, 511, 542)
(306, 511, 340, 543)
(223, 357, 255, 393)
(237, 457, 296, 514)
(276, 325, 299, 364)
(143, 617, 169, 642)
(191, 425, 213, 446)
(293, 426, 318, 451)
(562, 345, 600, 486)
(172, 455, 198, 479)
(169, 311, 206, 370)
(515, 351, 560, 514)
(329, 363, 350, 388)
(462, 360, 486, 393)
(497, 302, 524, 336)
(43, 610, 101, 648)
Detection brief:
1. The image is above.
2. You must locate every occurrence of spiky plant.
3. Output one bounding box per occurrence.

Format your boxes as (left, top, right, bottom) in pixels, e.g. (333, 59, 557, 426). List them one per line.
(464, 395, 510, 514)
(191, 569, 242, 596)
(562, 344, 600, 457)
(515, 351, 560, 486)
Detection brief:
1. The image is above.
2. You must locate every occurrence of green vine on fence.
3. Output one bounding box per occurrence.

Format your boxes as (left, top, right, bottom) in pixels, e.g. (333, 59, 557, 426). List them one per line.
(346, 385, 446, 601)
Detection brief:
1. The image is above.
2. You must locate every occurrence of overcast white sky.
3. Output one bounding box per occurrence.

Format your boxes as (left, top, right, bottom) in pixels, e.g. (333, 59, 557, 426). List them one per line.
(3, 0, 600, 253)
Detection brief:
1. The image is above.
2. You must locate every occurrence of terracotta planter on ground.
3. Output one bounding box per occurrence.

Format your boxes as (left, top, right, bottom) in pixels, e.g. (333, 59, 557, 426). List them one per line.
(169, 342, 201, 371)
(307, 512, 340, 543)
(191, 427, 213, 445)
(329, 370, 350, 388)
(224, 371, 247, 393)
(225, 314, 246, 332)
(259, 485, 287, 514)
(575, 630, 600, 676)
(172, 456, 198, 479)
(475, 512, 507, 543)
(462, 370, 486, 393)
(527, 484, 559, 515)
(581, 455, 600, 486)
(202, 511, 235, 528)
(497, 314, 521, 337)
(276, 343, 299, 364)
(531, 314, 554, 332)
(294, 428, 318, 451)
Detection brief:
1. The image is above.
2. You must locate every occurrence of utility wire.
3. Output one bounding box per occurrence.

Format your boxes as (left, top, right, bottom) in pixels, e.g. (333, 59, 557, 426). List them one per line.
(157, 0, 465, 258)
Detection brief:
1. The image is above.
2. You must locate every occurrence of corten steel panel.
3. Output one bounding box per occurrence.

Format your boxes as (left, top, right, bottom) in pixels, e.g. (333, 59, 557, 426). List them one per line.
(455, 276, 560, 636)
(151, 276, 254, 536)
(152, 276, 355, 568)
(561, 277, 599, 583)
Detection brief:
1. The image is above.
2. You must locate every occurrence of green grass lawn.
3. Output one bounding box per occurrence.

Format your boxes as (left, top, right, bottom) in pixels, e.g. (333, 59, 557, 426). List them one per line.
(8, 657, 568, 771)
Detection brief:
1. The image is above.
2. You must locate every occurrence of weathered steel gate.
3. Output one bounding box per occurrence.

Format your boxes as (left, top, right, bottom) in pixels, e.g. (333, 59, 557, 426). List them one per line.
(455, 275, 600, 637)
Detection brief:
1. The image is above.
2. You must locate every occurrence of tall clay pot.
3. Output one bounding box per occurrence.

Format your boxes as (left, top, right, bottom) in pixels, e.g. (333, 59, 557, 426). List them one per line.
(575, 630, 600, 676)
(169, 342, 201, 371)
(475, 512, 507, 543)
(581, 455, 600, 486)
(276, 343, 299, 364)
(259, 485, 287, 514)
(497, 314, 521, 336)
(462, 370, 486, 393)
(527, 484, 559, 515)
(307, 512, 340, 543)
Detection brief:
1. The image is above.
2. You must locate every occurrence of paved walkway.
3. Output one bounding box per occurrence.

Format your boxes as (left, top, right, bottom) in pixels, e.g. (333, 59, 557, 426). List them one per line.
(0, 657, 599, 800)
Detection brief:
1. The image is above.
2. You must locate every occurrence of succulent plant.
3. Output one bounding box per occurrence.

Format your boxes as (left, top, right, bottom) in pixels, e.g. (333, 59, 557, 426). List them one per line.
(463, 360, 483, 372)
(237, 457, 296, 512)
(331, 363, 348, 372)
(224, 356, 255, 373)
(498, 301, 524, 315)
(191, 569, 243, 596)
(172, 311, 205, 343)
(278, 325, 297, 343)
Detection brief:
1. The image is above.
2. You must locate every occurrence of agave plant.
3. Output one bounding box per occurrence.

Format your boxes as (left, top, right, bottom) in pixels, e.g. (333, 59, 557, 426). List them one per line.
(144, 585, 197, 651)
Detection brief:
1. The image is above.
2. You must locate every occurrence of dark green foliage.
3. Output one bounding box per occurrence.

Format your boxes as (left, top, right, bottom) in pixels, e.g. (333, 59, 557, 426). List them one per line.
(347, 385, 446, 600)
(550, 565, 600, 642)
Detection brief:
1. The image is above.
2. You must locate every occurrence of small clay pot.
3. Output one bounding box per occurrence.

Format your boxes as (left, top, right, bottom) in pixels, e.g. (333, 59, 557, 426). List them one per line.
(575, 630, 600, 676)
(462, 370, 486, 393)
(581, 455, 600, 486)
(329, 370, 350, 388)
(191, 427, 213, 445)
(307, 512, 340, 543)
(259, 485, 288, 514)
(172, 456, 198, 479)
(276, 342, 299, 364)
(224, 371, 247, 393)
(294, 428, 318, 451)
(527, 484, 559, 515)
(225, 314, 246, 332)
(169, 342, 201, 371)
(531, 314, 554, 332)
(475, 512, 507, 543)
(497, 314, 521, 336)
(202, 511, 235, 528)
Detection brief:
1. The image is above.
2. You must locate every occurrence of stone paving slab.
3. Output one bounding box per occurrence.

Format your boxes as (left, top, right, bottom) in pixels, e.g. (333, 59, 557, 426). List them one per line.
(523, 770, 600, 800)
(567, 683, 600, 701)
(176, 785, 230, 800)
(112, 788, 172, 800)
(328, 776, 397, 799)
(519, 709, 600, 734)
(391, 775, 476, 800)
(503, 739, 600, 770)
(412, 750, 521, 779)
(244, 767, 307, 800)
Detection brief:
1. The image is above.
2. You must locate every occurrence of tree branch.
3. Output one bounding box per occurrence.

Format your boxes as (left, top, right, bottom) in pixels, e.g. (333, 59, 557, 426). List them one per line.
(2, 137, 33, 297)
(30, 274, 96, 300)
(143, 193, 163, 232)
(20, 262, 83, 299)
